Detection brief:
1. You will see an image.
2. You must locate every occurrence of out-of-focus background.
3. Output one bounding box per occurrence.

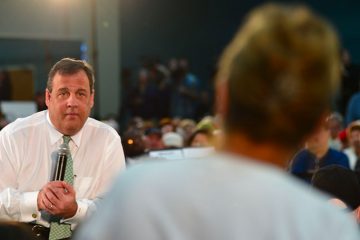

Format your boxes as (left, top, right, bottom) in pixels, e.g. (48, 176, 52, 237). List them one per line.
(1, 1, 360, 157)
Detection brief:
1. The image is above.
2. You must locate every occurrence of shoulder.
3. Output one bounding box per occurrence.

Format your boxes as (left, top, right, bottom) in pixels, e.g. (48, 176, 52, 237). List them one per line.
(103, 154, 360, 239)
(349, 93, 360, 104)
(0, 111, 46, 136)
(293, 149, 310, 159)
(290, 149, 311, 166)
(83, 117, 120, 139)
(343, 148, 355, 159)
(328, 148, 348, 159)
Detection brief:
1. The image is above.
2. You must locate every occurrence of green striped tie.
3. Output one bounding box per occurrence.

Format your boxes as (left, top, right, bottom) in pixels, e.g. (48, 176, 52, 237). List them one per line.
(49, 135, 73, 240)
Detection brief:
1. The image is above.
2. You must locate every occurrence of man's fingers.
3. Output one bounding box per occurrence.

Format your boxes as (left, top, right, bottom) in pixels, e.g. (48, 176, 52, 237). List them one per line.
(43, 188, 62, 207)
(61, 182, 75, 195)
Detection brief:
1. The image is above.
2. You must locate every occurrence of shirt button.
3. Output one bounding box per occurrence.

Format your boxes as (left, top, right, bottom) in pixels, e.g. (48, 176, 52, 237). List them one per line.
(32, 213, 37, 218)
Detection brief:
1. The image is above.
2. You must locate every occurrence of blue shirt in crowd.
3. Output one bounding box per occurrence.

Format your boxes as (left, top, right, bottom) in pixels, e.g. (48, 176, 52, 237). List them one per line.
(290, 148, 350, 183)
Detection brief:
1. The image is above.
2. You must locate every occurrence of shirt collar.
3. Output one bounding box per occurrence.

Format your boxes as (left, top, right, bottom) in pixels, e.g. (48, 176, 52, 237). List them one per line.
(46, 110, 84, 147)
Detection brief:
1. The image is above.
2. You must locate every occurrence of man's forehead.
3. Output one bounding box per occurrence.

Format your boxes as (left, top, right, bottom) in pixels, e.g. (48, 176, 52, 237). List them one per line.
(52, 72, 90, 88)
(54, 70, 88, 79)
(351, 128, 360, 134)
(56, 86, 89, 92)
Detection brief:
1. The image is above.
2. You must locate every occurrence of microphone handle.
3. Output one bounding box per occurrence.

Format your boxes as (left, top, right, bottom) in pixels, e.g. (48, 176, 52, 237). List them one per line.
(53, 153, 67, 181)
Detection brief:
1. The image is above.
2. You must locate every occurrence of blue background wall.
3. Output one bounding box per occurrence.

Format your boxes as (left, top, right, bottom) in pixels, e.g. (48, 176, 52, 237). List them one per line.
(120, 0, 360, 86)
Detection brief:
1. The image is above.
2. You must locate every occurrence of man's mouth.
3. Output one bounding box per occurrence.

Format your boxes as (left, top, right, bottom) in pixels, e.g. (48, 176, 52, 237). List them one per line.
(65, 113, 78, 117)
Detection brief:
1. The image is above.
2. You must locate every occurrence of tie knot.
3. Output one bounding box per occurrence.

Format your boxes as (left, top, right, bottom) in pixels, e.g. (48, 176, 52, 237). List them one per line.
(63, 135, 71, 145)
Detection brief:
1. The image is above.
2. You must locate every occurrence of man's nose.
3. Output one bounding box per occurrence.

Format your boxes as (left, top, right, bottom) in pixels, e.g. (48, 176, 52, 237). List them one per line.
(66, 93, 78, 107)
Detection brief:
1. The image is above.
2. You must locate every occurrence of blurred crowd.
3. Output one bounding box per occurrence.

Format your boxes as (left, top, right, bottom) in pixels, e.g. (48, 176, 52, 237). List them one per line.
(118, 57, 213, 128)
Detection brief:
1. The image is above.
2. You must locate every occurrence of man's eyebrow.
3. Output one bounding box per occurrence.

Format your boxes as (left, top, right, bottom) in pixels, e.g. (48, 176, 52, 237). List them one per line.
(76, 88, 88, 93)
(57, 87, 69, 92)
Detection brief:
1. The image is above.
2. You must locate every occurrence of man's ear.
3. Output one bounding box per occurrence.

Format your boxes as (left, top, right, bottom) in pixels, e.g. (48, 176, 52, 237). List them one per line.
(215, 80, 228, 121)
(90, 90, 95, 108)
(45, 89, 51, 107)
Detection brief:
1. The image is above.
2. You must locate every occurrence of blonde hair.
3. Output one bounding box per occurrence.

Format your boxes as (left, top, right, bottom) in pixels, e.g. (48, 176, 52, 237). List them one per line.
(217, 3, 341, 147)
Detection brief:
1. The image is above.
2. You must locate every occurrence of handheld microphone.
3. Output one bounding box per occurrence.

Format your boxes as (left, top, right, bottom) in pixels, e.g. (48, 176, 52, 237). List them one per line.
(52, 143, 69, 181)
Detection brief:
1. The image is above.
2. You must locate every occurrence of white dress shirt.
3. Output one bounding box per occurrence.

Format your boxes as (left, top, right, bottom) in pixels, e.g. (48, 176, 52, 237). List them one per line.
(0, 110, 126, 228)
(343, 147, 357, 170)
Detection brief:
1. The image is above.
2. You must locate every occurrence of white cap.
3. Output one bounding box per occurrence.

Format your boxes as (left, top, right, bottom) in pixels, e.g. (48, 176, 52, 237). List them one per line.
(162, 132, 183, 148)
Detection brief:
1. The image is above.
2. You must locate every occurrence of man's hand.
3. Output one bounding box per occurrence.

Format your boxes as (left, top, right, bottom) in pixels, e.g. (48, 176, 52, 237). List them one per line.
(37, 181, 78, 219)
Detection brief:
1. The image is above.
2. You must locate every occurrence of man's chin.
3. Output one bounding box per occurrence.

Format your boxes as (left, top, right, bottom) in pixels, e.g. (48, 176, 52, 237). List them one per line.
(63, 124, 82, 136)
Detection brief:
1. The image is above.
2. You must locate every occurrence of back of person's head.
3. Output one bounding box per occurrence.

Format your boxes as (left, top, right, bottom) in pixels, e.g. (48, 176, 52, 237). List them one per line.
(122, 129, 146, 158)
(312, 165, 360, 210)
(216, 4, 340, 148)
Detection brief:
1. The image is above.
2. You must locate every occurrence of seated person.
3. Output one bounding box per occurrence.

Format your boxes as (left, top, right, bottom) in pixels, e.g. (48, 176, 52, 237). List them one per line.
(327, 112, 344, 150)
(343, 120, 360, 170)
(290, 118, 350, 182)
(187, 129, 214, 147)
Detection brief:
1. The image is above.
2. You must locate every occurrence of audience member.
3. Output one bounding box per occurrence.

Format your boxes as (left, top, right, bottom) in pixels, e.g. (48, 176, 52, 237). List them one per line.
(162, 132, 183, 149)
(327, 112, 344, 150)
(338, 49, 360, 117)
(159, 117, 175, 134)
(76, 4, 359, 240)
(170, 58, 200, 119)
(176, 118, 196, 143)
(346, 90, 360, 126)
(187, 128, 214, 147)
(290, 118, 350, 182)
(121, 129, 147, 164)
(196, 115, 218, 133)
(144, 127, 164, 150)
(339, 128, 350, 149)
(128, 69, 157, 120)
(343, 120, 360, 170)
(0, 58, 126, 239)
(34, 91, 47, 112)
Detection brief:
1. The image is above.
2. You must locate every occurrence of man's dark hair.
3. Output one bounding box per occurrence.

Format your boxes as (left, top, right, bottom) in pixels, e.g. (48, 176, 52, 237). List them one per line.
(47, 58, 95, 93)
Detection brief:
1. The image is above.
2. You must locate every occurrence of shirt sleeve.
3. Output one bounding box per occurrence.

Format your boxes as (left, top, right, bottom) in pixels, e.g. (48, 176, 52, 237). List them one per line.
(0, 127, 36, 222)
(61, 199, 90, 229)
(0, 188, 40, 222)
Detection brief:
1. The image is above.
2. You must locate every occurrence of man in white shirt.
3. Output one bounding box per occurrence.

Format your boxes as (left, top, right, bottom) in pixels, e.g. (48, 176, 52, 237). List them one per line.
(343, 120, 360, 170)
(0, 58, 126, 239)
(75, 3, 359, 240)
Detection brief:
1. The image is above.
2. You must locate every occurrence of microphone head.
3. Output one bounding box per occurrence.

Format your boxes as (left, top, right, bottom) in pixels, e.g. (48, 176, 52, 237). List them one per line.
(58, 143, 70, 155)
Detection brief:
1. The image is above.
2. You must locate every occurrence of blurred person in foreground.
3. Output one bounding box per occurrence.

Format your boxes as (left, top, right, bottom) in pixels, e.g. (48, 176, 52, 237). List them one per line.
(75, 4, 359, 239)
(290, 117, 350, 182)
(0, 58, 126, 239)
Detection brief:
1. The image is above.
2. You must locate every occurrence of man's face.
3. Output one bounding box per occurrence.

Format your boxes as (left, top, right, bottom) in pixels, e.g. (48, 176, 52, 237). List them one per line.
(45, 70, 94, 136)
(328, 119, 342, 139)
(350, 129, 360, 150)
(306, 126, 330, 152)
